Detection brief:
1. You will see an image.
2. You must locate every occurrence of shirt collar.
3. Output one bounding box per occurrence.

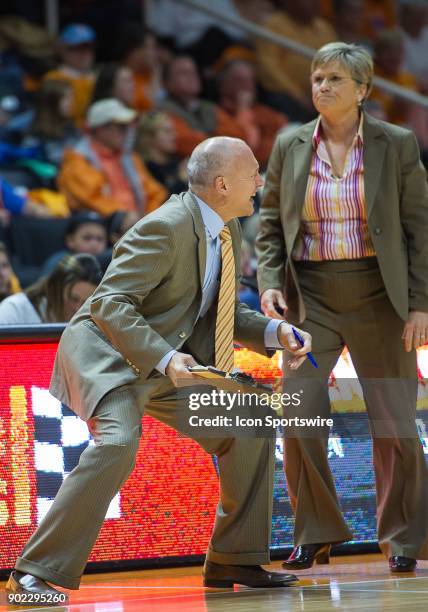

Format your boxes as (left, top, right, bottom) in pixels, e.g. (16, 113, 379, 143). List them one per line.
(312, 111, 364, 149)
(91, 138, 120, 159)
(193, 193, 225, 240)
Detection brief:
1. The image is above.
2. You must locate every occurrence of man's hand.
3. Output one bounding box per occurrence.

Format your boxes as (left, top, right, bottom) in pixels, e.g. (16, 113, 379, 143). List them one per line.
(261, 289, 287, 319)
(166, 352, 198, 386)
(402, 310, 428, 351)
(278, 322, 312, 370)
(23, 199, 54, 218)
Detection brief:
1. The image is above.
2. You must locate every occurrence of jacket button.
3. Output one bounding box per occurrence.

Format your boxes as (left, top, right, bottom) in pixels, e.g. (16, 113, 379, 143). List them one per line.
(178, 331, 186, 338)
(374, 227, 382, 235)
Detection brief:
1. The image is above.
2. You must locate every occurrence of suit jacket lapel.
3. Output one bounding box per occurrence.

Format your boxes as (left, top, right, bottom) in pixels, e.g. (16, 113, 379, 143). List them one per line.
(291, 120, 316, 241)
(183, 191, 206, 289)
(228, 219, 241, 283)
(363, 112, 387, 219)
(293, 140, 314, 219)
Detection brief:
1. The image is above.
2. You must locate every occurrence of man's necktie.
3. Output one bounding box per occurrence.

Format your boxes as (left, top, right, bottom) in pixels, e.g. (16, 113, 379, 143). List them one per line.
(215, 227, 235, 372)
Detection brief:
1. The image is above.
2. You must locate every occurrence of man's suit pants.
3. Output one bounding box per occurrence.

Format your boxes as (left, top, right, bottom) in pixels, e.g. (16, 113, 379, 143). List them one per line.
(15, 376, 274, 589)
(283, 258, 428, 558)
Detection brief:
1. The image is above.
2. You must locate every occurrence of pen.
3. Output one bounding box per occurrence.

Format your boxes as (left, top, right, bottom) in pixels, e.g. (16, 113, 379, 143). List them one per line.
(291, 327, 318, 369)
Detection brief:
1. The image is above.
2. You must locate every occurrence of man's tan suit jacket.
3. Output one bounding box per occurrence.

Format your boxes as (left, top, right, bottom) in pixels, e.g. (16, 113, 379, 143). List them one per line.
(50, 191, 272, 420)
(256, 112, 428, 324)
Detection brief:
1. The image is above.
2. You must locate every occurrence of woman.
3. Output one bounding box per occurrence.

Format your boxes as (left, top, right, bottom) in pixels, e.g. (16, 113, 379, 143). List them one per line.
(116, 25, 162, 112)
(23, 80, 80, 166)
(135, 112, 188, 196)
(257, 42, 428, 573)
(91, 63, 135, 108)
(0, 253, 102, 324)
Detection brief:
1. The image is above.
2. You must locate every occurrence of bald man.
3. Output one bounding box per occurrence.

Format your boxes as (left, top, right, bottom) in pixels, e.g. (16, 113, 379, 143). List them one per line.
(7, 138, 311, 599)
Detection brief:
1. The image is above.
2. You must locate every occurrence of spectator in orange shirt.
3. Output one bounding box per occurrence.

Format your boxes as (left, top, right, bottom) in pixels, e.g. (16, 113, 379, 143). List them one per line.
(116, 23, 163, 112)
(159, 55, 245, 157)
(58, 98, 167, 219)
(43, 24, 96, 124)
(217, 60, 288, 169)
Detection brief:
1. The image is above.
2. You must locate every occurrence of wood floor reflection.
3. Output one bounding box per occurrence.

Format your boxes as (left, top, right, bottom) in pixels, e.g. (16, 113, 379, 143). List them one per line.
(2, 554, 428, 611)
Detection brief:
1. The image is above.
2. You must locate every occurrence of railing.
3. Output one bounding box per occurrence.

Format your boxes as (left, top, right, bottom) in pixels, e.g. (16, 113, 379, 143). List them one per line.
(0, 324, 65, 342)
(177, 0, 428, 110)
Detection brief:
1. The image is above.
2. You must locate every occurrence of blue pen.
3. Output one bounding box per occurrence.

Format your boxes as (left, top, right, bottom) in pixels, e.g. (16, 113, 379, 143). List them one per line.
(291, 327, 318, 369)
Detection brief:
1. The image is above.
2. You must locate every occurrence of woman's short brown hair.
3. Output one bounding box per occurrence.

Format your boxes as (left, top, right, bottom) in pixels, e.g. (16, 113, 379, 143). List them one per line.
(311, 42, 374, 100)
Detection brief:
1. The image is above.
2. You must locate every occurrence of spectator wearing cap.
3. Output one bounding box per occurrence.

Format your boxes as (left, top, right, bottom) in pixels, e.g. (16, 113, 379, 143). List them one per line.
(43, 24, 96, 124)
(41, 212, 108, 276)
(58, 98, 167, 218)
(159, 55, 244, 157)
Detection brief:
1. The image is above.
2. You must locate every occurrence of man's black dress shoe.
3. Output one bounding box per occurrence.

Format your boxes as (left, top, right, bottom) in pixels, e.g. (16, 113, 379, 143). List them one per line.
(203, 561, 298, 588)
(389, 556, 417, 572)
(5, 570, 69, 605)
(282, 543, 331, 570)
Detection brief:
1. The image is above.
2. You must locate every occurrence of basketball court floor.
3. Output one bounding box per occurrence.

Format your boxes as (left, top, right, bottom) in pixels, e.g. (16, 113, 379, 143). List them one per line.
(2, 553, 428, 611)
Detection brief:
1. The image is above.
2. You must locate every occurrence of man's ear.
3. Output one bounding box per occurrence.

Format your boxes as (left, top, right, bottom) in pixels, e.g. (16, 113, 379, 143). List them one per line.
(214, 175, 227, 195)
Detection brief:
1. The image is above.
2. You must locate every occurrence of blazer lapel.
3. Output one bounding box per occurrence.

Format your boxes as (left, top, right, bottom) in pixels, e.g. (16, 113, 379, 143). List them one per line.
(363, 112, 387, 219)
(289, 121, 316, 246)
(228, 219, 242, 283)
(293, 141, 313, 219)
(183, 191, 206, 289)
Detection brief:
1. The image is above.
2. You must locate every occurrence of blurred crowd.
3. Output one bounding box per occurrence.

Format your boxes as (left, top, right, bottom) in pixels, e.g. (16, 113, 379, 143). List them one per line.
(0, 0, 427, 324)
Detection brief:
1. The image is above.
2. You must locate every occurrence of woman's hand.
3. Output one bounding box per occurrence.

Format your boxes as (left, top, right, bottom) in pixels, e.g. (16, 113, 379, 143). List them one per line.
(277, 322, 312, 370)
(402, 310, 428, 351)
(261, 289, 287, 319)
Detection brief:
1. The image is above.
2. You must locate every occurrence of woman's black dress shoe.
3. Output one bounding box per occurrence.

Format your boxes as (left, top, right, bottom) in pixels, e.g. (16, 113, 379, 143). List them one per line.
(282, 543, 331, 570)
(389, 556, 417, 572)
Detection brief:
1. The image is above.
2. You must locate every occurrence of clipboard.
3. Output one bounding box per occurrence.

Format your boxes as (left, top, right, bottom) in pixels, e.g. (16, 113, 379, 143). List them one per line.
(188, 366, 273, 394)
